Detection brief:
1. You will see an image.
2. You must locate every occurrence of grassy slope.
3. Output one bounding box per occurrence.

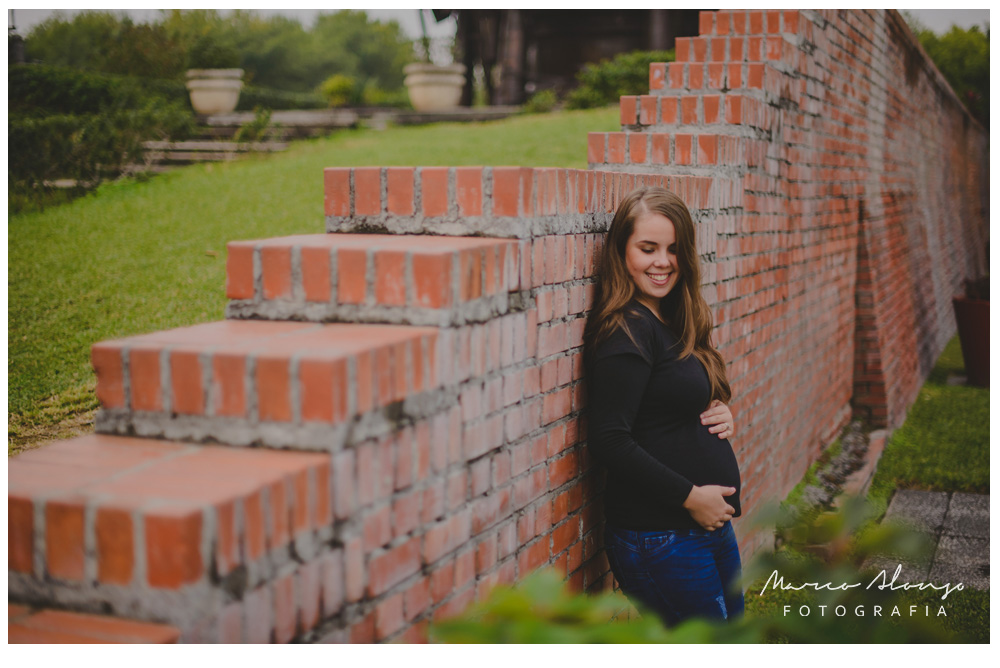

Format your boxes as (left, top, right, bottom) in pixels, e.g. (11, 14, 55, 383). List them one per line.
(8, 108, 619, 450)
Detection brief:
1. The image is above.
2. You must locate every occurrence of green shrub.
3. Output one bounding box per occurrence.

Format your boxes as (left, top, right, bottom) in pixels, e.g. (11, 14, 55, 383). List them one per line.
(565, 49, 675, 109)
(9, 64, 197, 117)
(135, 76, 191, 106)
(523, 89, 559, 114)
(360, 83, 411, 108)
(318, 73, 360, 107)
(233, 107, 276, 143)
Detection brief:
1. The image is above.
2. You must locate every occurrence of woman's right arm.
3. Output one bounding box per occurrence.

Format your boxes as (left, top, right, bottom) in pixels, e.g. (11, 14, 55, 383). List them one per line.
(587, 352, 695, 507)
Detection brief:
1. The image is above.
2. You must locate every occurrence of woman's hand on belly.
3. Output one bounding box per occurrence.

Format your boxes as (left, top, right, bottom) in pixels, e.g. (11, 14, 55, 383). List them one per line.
(700, 400, 735, 440)
(681, 484, 736, 531)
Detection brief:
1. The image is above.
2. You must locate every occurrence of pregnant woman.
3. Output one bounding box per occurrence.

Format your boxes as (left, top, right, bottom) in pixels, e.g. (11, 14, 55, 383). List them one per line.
(583, 186, 744, 627)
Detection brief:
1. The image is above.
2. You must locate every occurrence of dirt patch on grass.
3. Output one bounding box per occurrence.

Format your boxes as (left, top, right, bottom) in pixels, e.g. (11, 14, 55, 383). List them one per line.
(8, 385, 99, 457)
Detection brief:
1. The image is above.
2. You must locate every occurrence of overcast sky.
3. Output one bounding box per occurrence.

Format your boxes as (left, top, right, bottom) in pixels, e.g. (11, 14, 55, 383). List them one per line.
(8, 7, 990, 39)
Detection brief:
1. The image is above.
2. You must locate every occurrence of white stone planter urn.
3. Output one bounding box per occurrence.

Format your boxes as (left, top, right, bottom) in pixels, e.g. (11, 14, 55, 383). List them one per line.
(185, 68, 244, 115)
(403, 63, 466, 111)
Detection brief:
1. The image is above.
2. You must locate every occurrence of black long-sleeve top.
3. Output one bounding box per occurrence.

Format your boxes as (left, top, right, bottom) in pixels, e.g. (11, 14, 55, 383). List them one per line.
(586, 300, 742, 530)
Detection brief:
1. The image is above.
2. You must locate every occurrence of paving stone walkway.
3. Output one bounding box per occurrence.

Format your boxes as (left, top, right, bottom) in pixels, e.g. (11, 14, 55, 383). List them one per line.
(869, 490, 990, 590)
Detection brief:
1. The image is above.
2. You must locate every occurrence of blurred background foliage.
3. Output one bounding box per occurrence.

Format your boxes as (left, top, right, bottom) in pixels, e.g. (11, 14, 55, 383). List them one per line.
(9, 9, 415, 196)
(15, 9, 988, 120)
(10, 10, 988, 202)
(22, 9, 414, 96)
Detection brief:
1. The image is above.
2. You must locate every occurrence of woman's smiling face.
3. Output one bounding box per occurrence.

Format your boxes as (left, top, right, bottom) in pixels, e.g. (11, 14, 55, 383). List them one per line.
(625, 208, 679, 314)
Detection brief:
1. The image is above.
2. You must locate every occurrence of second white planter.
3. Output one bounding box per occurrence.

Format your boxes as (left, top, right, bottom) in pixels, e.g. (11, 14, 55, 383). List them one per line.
(403, 63, 466, 112)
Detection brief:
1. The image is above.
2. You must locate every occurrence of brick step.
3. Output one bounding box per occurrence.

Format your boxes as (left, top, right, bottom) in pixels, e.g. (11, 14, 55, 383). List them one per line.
(9, 603, 180, 643)
(696, 9, 802, 38)
(9, 434, 334, 642)
(323, 166, 725, 237)
(588, 131, 767, 170)
(225, 234, 523, 327)
(324, 166, 601, 238)
(675, 31, 800, 64)
(91, 320, 439, 449)
(648, 61, 787, 98)
(619, 91, 774, 131)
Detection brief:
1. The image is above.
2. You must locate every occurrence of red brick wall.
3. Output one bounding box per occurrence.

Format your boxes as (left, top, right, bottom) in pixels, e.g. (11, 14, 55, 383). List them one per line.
(589, 9, 988, 516)
(320, 8, 987, 583)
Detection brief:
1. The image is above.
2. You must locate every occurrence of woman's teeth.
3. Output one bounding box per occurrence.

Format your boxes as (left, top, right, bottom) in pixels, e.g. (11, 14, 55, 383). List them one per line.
(647, 273, 670, 285)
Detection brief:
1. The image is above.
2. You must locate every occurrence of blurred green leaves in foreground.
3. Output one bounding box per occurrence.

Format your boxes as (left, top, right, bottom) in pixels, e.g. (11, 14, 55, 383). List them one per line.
(429, 568, 758, 643)
(432, 496, 975, 643)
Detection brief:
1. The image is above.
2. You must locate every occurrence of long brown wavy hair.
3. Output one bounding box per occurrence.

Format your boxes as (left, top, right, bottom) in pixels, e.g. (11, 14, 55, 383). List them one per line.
(582, 187, 731, 404)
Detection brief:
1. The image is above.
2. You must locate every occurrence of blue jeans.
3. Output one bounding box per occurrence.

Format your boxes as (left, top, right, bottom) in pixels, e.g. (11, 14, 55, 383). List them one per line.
(604, 521, 744, 628)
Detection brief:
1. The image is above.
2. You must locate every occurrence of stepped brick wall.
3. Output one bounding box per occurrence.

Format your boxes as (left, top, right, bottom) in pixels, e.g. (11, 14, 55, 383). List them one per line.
(9, 9, 987, 643)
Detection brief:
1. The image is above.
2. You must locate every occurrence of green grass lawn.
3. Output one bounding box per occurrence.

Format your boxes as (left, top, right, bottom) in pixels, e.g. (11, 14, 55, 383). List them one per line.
(866, 337, 990, 508)
(8, 108, 619, 453)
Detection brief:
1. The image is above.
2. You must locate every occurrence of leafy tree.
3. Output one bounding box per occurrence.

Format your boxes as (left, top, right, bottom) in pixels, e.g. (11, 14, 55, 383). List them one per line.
(223, 11, 312, 90)
(919, 25, 989, 127)
(904, 14, 989, 128)
(24, 10, 186, 79)
(308, 10, 413, 93)
(158, 9, 242, 69)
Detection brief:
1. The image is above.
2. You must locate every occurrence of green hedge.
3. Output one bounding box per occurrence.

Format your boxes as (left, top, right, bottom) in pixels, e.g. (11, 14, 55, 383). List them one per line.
(8, 64, 194, 192)
(8, 64, 155, 115)
(9, 105, 193, 185)
(10, 63, 330, 116)
(565, 49, 675, 109)
(236, 85, 326, 111)
(121, 78, 331, 112)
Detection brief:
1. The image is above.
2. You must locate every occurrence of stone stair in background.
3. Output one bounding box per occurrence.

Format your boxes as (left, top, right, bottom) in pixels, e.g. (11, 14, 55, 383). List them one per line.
(139, 140, 290, 172)
(136, 106, 523, 173)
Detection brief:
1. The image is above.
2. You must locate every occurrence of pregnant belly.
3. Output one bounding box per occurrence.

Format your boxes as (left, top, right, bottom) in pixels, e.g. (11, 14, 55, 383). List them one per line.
(652, 424, 742, 489)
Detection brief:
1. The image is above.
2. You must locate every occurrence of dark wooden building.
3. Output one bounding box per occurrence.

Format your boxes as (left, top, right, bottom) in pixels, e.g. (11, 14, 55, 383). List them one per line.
(433, 9, 704, 106)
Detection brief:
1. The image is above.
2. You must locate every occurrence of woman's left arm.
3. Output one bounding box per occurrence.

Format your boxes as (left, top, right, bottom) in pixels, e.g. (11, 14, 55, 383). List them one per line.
(700, 399, 735, 440)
